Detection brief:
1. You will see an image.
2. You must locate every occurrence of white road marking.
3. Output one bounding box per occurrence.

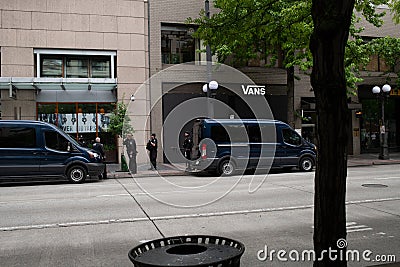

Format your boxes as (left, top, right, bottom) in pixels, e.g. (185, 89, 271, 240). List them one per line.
(95, 193, 130, 198)
(1, 197, 399, 232)
(347, 225, 369, 229)
(95, 189, 208, 198)
(374, 177, 400, 180)
(347, 228, 373, 233)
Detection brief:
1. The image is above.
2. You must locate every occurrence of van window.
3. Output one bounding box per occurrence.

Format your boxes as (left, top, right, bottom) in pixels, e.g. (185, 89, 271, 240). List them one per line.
(211, 124, 247, 142)
(282, 128, 302, 146)
(247, 124, 275, 143)
(44, 131, 70, 152)
(0, 127, 36, 148)
(247, 125, 261, 142)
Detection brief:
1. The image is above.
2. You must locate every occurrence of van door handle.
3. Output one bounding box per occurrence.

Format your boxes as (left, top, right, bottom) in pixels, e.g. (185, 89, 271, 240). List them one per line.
(33, 152, 47, 155)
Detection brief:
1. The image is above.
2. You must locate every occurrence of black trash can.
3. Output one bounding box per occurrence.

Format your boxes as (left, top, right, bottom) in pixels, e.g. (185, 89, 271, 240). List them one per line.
(128, 235, 245, 267)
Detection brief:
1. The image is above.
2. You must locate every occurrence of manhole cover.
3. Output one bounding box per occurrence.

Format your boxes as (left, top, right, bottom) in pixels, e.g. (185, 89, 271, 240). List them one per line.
(362, 184, 388, 188)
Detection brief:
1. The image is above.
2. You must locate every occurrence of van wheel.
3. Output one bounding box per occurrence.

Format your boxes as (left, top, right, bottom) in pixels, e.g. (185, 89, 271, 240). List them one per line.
(218, 159, 235, 176)
(67, 166, 87, 183)
(299, 156, 314, 172)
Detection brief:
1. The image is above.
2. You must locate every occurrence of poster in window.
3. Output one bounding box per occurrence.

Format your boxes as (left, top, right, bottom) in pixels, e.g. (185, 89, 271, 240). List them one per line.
(97, 113, 111, 132)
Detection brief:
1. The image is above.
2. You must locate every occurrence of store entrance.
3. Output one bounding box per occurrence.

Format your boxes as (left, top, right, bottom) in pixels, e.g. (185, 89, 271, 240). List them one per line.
(359, 98, 399, 153)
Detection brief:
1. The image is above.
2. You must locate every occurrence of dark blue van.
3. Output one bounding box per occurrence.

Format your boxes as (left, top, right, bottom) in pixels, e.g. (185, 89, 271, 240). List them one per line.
(0, 120, 105, 183)
(190, 119, 317, 175)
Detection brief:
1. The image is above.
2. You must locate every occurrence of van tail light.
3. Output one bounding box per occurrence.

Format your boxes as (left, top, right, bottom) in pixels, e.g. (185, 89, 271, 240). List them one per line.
(201, 143, 207, 159)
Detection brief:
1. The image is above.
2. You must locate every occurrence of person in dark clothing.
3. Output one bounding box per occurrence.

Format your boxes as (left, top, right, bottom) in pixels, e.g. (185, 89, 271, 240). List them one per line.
(146, 133, 158, 170)
(78, 135, 87, 147)
(92, 137, 107, 179)
(182, 131, 193, 170)
(123, 133, 137, 174)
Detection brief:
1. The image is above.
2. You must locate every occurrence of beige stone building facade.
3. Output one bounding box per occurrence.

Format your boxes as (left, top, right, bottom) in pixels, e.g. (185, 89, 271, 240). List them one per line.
(0, 0, 150, 163)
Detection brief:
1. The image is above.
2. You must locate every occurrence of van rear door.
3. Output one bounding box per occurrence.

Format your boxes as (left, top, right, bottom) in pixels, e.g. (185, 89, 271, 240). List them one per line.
(0, 126, 40, 177)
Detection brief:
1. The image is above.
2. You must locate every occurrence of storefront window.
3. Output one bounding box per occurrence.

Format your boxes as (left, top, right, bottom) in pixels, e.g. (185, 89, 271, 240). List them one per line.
(161, 25, 198, 64)
(77, 104, 97, 133)
(57, 104, 78, 135)
(38, 104, 57, 125)
(37, 102, 117, 161)
(360, 99, 397, 152)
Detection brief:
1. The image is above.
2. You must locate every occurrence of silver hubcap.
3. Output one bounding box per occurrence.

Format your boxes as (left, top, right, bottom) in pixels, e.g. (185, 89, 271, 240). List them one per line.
(222, 162, 233, 175)
(302, 159, 312, 171)
(71, 169, 84, 181)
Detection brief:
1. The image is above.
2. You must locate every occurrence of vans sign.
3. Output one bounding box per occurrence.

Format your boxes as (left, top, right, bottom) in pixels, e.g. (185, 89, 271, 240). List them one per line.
(241, 85, 266, 95)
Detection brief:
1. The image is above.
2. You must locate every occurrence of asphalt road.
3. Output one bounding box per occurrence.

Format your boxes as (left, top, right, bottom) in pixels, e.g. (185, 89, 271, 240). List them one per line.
(0, 165, 399, 266)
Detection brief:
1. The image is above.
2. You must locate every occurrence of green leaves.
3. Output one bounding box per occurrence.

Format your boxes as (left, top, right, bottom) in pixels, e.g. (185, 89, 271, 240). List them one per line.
(190, 0, 313, 66)
(389, 0, 400, 23)
(190, 0, 399, 89)
(108, 102, 134, 137)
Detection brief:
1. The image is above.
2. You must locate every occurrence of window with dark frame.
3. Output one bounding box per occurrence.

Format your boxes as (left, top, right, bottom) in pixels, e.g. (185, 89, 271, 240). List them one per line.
(40, 55, 112, 78)
(44, 131, 70, 152)
(161, 24, 198, 64)
(282, 128, 302, 146)
(0, 127, 36, 148)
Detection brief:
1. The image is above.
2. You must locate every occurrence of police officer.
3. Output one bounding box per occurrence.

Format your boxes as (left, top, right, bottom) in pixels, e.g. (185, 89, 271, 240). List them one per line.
(92, 137, 107, 179)
(182, 131, 193, 170)
(146, 133, 158, 170)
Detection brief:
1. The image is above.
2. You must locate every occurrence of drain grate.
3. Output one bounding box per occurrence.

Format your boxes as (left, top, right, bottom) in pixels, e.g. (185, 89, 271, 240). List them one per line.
(362, 183, 388, 188)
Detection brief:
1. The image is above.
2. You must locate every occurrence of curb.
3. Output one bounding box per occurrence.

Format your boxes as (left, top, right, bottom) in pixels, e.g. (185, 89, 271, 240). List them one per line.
(348, 160, 400, 168)
(108, 171, 186, 179)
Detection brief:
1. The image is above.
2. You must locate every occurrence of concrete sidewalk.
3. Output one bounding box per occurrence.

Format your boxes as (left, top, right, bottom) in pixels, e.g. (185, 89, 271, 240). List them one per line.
(106, 152, 400, 179)
(106, 162, 185, 179)
(348, 151, 400, 167)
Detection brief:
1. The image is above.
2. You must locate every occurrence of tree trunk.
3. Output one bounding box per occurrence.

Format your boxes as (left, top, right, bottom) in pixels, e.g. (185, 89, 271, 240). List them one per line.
(310, 0, 355, 266)
(287, 65, 295, 128)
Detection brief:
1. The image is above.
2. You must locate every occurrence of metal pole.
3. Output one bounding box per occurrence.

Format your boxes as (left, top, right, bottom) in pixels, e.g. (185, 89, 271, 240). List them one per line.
(205, 0, 214, 118)
(380, 95, 389, 159)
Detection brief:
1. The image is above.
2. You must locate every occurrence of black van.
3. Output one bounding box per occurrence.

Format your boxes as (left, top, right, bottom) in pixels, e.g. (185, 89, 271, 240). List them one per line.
(190, 119, 317, 175)
(0, 120, 105, 183)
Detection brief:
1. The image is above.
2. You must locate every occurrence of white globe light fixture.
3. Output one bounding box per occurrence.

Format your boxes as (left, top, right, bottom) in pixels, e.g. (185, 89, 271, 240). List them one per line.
(382, 84, 391, 93)
(202, 81, 219, 95)
(372, 86, 381, 94)
(209, 80, 219, 90)
(202, 84, 208, 93)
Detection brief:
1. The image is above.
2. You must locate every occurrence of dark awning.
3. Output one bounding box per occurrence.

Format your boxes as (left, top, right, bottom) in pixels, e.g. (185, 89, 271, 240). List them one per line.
(0, 77, 117, 92)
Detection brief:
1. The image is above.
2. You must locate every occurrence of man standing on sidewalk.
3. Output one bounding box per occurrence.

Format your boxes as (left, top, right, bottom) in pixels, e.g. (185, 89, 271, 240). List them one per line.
(182, 131, 193, 170)
(93, 137, 107, 179)
(146, 133, 158, 170)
